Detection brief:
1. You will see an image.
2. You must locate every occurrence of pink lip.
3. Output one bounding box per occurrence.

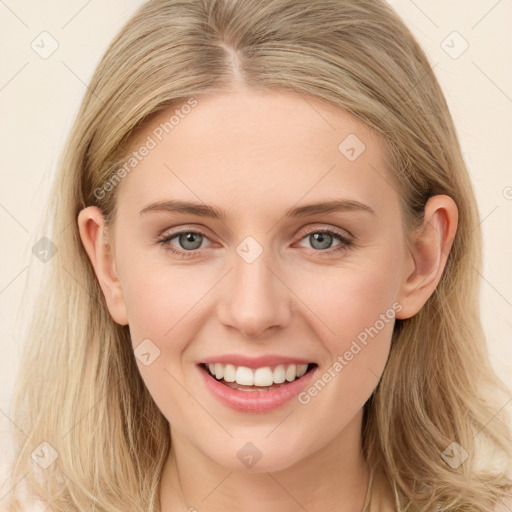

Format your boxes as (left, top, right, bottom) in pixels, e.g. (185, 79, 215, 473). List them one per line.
(199, 354, 313, 369)
(197, 363, 318, 413)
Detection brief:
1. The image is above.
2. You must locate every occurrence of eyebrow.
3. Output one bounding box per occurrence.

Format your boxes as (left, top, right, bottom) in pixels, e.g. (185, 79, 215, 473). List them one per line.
(139, 199, 376, 219)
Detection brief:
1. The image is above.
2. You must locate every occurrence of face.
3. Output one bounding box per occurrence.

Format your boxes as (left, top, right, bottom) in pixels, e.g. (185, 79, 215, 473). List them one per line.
(88, 87, 413, 472)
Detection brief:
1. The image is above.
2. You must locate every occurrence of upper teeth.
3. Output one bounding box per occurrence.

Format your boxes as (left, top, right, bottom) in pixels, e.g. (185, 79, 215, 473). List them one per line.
(207, 363, 309, 387)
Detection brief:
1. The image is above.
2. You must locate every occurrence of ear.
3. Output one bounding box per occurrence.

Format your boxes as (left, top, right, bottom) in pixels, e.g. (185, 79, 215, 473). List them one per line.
(77, 206, 129, 325)
(396, 195, 458, 320)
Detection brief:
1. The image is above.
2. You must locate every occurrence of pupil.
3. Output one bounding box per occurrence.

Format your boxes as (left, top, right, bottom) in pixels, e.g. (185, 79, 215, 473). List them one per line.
(312, 232, 332, 250)
(181, 232, 202, 250)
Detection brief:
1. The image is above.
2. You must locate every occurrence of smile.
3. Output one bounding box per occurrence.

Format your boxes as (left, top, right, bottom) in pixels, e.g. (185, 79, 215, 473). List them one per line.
(197, 361, 319, 412)
(201, 362, 314, 389)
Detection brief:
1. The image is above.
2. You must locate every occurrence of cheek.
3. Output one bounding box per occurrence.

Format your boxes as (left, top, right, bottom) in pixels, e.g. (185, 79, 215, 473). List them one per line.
(120, 260, 214, 350)
(117, 232, 402, 425)
(292, 250, 402, 412)
(330, 269, 398, 343)
(303, 247, 402, 346)
(118, 258, 217, 422)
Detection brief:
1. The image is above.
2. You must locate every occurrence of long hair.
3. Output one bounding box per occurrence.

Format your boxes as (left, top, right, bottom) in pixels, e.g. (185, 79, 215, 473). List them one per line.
(5, 1, 512, 510)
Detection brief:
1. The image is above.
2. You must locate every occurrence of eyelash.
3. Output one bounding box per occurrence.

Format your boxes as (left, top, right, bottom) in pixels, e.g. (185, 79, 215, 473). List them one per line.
(156, 227, 352, 259)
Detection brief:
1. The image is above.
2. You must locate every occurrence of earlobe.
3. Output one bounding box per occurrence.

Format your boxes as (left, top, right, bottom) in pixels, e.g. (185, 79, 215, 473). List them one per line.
(77, 206, 129, 325)
(396, 195, 458, 320)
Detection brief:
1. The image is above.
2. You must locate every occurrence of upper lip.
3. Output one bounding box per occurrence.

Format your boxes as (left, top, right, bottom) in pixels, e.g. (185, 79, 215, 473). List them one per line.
(199, 354, 314, 369)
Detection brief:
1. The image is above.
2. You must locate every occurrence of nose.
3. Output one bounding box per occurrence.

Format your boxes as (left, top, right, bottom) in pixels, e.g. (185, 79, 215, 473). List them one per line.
(216, 247, 292, 338)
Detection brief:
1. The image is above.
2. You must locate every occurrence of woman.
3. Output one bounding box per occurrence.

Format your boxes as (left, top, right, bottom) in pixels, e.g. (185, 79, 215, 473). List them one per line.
(5, 0, 512, 510)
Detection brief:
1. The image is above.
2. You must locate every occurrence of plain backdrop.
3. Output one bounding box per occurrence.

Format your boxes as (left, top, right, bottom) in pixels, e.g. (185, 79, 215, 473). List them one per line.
(1, 0, 511, 494)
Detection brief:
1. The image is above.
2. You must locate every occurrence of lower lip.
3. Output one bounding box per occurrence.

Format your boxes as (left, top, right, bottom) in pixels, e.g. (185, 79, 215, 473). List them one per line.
(198, 364, 318, 413)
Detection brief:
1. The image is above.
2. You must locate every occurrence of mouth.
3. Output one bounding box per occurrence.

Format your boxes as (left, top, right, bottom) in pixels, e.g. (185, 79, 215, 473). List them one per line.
(198, 362, 318, 392)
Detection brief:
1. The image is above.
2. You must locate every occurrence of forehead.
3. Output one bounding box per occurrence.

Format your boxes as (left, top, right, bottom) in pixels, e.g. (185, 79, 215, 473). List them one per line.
(116, 88, 399, 218)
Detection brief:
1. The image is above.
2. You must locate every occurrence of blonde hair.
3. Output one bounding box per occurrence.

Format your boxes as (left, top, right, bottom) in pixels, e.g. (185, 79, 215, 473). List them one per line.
(5, 0, 512, 510)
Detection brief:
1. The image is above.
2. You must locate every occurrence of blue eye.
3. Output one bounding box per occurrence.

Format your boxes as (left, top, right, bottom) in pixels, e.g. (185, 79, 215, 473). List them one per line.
(299, 230, 351, 252)
(157, 230, 210, 258)
(156, 227, 352, 258)
(170, 231, 205, 251)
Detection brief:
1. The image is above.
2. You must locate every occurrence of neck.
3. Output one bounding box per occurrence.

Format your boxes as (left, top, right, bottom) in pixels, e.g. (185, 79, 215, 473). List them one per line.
(160, 410, 371, 512)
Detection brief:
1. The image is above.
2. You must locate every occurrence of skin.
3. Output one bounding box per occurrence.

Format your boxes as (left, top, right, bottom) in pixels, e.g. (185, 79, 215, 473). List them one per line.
(78, 86, 457, 512)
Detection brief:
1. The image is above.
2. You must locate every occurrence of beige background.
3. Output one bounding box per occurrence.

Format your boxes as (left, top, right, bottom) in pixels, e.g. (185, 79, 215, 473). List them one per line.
(1, 0, 511, 495)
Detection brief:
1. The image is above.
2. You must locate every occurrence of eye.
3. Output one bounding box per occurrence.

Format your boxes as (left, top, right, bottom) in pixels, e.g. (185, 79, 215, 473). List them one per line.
(157, 229, 212, 258)
(170, 231, 207, 251)
(156, 226, 352, 258)
(297, 228, 352, 254)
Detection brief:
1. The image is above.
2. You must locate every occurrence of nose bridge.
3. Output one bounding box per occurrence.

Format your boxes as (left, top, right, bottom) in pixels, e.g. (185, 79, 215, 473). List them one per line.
(217, 238, 291, 337)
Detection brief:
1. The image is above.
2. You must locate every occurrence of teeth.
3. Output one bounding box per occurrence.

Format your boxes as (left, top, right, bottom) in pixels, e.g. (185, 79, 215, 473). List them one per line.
(205, 362, 310, 386)
(236, 366, 254, 385)
(214, 363, 223, 380)
(285, 364, 297, 382)
(273, 364, 286, 384)
(223, 364, 236, 382)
